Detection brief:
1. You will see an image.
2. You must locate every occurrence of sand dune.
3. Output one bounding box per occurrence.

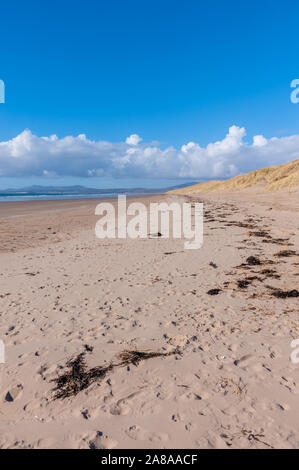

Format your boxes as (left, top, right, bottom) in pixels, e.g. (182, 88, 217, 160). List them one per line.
(169, 159, 299, 194)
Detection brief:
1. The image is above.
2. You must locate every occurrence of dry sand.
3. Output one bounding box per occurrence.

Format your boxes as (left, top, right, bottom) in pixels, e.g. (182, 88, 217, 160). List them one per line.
(0, 189, 298, 449)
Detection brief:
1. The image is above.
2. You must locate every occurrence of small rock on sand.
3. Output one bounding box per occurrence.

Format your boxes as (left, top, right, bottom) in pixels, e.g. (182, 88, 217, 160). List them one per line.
(5, 384, 23, 402)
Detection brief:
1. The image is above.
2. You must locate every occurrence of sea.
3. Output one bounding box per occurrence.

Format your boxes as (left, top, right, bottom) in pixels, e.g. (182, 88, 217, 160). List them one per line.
(0, 188, 164, 203)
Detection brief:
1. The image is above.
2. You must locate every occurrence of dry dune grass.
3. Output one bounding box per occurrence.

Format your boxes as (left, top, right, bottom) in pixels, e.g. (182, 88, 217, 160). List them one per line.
(169, 159, 299, 193)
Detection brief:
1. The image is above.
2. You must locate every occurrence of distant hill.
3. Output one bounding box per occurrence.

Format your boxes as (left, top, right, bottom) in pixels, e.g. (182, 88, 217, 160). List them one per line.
(168, 159, 299, 194)
(0, 182, 197, 196)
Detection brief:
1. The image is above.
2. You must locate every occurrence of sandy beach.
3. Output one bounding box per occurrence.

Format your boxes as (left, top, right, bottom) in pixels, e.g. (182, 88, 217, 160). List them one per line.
(0, 189, 298, 449)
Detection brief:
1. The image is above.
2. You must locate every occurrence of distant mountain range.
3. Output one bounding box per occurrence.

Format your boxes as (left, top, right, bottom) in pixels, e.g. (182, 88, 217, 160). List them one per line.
(0, 183, 197, 196)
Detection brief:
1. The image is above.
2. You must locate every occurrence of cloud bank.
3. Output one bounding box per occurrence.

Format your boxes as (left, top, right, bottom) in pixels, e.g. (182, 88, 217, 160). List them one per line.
(0, 126, 298, 179)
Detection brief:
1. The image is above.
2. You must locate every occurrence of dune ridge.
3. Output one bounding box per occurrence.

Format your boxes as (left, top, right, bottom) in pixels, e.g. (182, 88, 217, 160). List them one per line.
(169, 159, 299, 194)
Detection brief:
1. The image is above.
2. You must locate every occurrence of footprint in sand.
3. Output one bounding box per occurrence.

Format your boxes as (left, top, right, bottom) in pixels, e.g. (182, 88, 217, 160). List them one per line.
(233, 354, 255, 367)
(148, 432, 169, 443)
(126, 424, 148, 440)
(110, 404, 130, 416)
(126, 424, 169, 443)
(167, 334, 188, 348)
(109, 389, 146, 416)
(277, 403, 290, 411)
(36, 438, 55, 448)
(185, 422, 197, 432)
(171, 412, 185, 422)
(89, 435, 118, 449)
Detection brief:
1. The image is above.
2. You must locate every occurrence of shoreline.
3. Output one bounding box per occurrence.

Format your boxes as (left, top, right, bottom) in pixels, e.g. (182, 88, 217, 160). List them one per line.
(0, 194, 166, 253)
(0, 193, 164, 217)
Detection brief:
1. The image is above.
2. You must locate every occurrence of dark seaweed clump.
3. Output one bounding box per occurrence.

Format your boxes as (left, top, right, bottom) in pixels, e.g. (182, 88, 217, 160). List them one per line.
(249, 231, 271, 238)
(51, 347, 178, 399)
(237, 280, 251, 289)
(274, 250, 297, 258)
(51, 353, 112, 400)
(207, 288, 222, 295)
(246, 256, 261, 265)
(271, 289, 299, 299)
(118, 349, 175, 366)
(209, 262, 218, 269)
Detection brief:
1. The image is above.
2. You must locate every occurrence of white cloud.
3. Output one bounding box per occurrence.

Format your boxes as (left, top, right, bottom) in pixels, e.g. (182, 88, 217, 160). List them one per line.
(253, 135, 267, 147)
(0, 126, 298, 179)
(125, 133, 142, 146)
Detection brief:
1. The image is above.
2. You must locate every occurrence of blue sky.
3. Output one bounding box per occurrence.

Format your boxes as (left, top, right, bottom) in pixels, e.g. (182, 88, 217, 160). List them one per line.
(0, 0, 299, 188)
